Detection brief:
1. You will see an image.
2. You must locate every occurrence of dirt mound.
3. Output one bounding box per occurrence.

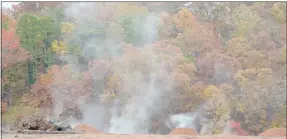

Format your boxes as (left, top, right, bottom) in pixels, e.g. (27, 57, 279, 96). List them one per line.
(168, 128, 198, 136)
(259, 128, 286, 137)
(73, 124, 100, 134)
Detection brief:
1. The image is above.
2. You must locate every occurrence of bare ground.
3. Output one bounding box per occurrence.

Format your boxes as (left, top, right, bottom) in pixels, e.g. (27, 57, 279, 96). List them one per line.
(2, 134, 286, 139)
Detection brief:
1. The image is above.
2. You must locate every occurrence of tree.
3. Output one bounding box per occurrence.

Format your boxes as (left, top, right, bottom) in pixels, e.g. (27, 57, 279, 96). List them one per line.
(143, 2, 185, 13)
(2, 14, 29, 68)
(23, 64, 93, 119)
(232, 68, 279, 135)
(251, 2, 270, 19)
(2, 14, 29, 110)
(65, 19, 106, 60)
(173, 21, 221, 59)
(11, 2, 62, 18)
(172, 7, 199, 32)
(249, 31, 276, 51)
(184, 2, 237, 43)
(199, 85, 231, 135)
(225, 37, 270, 69)
(268, 46, 286, 78)
(60, 22, 75, 36)
(171, 8, 222, 59)
(158, 12, 178, 39)
(231, 4, 261, 38)
(269, 2, 286, 24)
(16, 13, 60, 76)
(197, 50, 241, 84)
(114, 4, 150, 45)
(51, 40, 68, 55)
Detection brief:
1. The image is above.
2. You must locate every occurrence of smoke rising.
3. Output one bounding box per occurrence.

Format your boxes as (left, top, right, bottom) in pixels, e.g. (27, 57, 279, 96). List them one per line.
(44, 2, 180, 134)
(45, 2, 224, 135)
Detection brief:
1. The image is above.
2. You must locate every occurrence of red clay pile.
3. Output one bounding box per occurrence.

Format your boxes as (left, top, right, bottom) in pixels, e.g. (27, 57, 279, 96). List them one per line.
(259, 128, 286, 137)
(168, 128, 198, 136)
(74, 124, 100, 134)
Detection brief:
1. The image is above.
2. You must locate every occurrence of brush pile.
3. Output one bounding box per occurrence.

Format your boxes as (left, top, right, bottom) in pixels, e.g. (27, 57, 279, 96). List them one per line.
(10, 115, 72, 131)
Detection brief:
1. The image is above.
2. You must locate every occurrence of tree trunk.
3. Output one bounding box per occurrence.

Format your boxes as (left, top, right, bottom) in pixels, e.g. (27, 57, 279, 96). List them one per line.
(27, 58, 36, 87)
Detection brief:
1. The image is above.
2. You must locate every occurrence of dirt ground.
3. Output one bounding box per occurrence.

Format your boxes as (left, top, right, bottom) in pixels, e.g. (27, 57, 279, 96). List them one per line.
(2, 134, 286, 139)
(259, 128, 286, 137)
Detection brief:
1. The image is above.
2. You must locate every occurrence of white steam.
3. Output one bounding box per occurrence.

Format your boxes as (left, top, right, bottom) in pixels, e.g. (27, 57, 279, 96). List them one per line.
(167, 113, 197, 129)
(49, 2, 207, 135)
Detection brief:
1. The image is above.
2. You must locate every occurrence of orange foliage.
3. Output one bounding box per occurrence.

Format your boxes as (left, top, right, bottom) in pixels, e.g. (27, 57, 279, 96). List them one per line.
(1, 101, 8, 114)
(23, 64, 93, 116)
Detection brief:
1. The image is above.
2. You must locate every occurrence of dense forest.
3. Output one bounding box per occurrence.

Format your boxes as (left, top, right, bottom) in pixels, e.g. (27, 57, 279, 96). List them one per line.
(1, 2, 286, 135)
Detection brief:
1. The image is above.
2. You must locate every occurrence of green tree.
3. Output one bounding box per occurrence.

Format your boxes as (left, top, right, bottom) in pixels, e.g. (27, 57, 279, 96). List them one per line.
(114, 4, 149, 45)
(16, 13, 60, 80)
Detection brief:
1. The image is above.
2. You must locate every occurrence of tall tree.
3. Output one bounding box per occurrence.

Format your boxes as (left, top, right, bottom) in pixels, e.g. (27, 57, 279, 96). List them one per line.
(2, 14, 29, 109)
(16, 13, 60, 84)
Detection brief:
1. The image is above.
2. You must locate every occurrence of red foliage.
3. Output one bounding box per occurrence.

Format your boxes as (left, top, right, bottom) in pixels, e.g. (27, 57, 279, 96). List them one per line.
(2, 14, 28, 68)
(23, 64, 93, 117)
(230, 120, 249, 136)
(48, 65, 92, 109)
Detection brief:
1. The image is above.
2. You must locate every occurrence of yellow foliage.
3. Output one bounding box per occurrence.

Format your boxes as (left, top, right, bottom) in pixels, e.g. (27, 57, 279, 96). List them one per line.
(270, 2, 286, 23)
(226, 37, 251, 57)
(279, 47, 286, 64)
(270, 104, 287, 128)
(234, 68, 273, 88)
(173, 8, 197, 31)
(212, 128, 222, 134)
(106, 75, 122, 95)
(176, 63, 197, 78)
(61, 22, 75, 34)
(244, 50, 268, 69)
(51, 40, 68, 55)
(231, 4, 261, 37)
(39, 73, 53, 85)
(202, 85, 221, 99)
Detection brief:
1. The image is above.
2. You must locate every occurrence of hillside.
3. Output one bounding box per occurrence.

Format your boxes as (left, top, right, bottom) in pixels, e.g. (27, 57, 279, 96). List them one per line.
(1, 2, 286, 136)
